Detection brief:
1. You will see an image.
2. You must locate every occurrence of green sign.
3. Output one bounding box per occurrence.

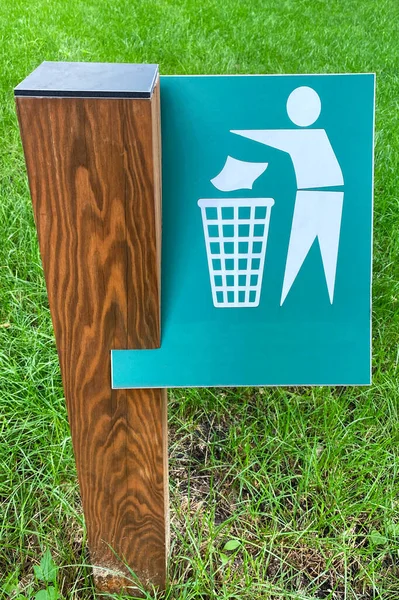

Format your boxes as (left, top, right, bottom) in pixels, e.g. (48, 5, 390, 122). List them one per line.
(112, 73, 375, 388)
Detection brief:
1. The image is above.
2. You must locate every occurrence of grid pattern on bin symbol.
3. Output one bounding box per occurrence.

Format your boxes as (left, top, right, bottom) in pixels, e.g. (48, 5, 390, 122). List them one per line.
(199, 199, 274, 307)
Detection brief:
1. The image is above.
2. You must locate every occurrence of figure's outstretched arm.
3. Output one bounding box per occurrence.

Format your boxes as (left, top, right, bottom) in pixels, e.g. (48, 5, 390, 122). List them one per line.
(231, 129, 299, 154)
(232, 129, 344, 189)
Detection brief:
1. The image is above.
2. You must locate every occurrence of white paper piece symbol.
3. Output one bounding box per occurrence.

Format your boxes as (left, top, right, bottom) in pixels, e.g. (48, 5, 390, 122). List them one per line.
(232, 86, 344, 305)
(211, 156, 268, 192)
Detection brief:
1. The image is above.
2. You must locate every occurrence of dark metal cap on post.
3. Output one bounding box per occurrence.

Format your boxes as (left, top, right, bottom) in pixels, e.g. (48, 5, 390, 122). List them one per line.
(14, 61, 159, 98)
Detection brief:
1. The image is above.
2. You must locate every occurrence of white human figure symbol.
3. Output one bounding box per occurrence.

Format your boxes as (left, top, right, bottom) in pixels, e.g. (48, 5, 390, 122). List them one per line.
(232, 86, 344, 305)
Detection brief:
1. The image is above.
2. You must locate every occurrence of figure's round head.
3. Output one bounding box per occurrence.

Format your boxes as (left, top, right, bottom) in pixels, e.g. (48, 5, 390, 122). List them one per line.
(286, 86, 321, 127)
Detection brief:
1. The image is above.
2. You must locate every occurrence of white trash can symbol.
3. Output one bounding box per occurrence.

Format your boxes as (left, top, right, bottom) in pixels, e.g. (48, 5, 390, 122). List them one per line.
(198, 197, 275, 308)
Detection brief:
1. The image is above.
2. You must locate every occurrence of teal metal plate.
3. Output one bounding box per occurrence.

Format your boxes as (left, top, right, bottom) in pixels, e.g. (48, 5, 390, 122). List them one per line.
(112, 73, 375, 388)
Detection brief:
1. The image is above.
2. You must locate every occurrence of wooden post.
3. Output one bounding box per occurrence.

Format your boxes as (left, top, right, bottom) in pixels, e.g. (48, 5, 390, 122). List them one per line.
(15, 62, 168, 594)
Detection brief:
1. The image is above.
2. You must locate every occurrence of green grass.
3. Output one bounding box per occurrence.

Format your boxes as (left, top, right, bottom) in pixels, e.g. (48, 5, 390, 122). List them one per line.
(1, 0, 399, 598)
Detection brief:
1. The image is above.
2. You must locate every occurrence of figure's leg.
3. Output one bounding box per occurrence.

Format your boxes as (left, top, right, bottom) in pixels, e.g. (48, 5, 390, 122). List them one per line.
(281, 191, 344, 305)
(317, 192, 344, 303)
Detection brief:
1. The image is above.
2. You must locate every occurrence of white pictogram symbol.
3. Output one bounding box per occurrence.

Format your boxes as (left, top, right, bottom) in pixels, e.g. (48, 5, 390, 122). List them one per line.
(199, 86, 344, 309)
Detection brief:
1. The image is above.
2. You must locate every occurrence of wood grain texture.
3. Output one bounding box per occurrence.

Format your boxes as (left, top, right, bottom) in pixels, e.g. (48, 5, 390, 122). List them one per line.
(16, 83, 168, 593)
